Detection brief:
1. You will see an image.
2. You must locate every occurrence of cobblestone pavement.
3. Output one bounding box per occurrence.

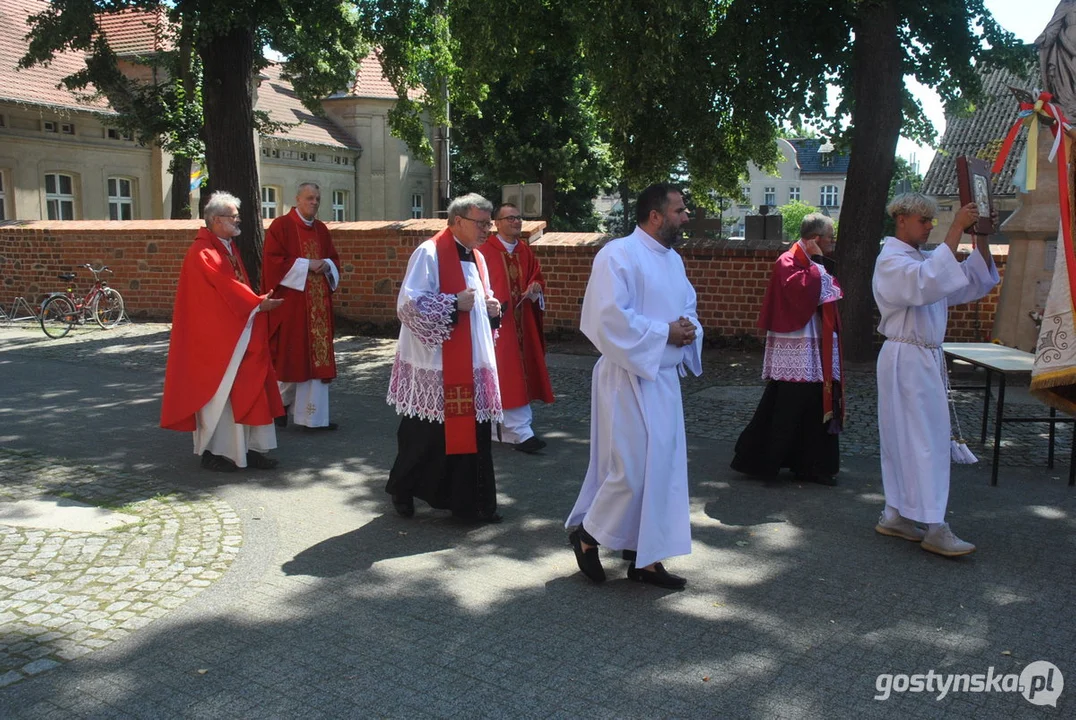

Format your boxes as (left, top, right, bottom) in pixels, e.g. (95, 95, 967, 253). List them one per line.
(1, 322, 1074, 719)
(0, 448, 240, 688)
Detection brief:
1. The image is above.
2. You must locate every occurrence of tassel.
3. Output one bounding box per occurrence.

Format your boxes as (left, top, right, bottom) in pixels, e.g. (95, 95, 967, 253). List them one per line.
(950, 438, 978, 464)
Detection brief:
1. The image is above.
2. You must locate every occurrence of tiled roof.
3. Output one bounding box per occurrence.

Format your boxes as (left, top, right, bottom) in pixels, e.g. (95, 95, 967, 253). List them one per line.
(921, 63, 1038, 198)
(789, 138, 851, 174)
(257, 64, 358, 150)
(0, 0, 112, 113)
(95, 7, 172, 56)
(340, 52, 423, 101)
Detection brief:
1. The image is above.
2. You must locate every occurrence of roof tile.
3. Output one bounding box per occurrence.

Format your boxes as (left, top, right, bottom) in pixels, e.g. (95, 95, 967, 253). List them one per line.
(922, 64, 1038, 197)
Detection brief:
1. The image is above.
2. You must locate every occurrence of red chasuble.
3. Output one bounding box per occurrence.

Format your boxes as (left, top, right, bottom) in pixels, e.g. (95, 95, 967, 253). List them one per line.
(262, 210, 339, 382)
(161, 228, 284, 432)
(476, 234, 554, 407)
(757, 243, 845, 427)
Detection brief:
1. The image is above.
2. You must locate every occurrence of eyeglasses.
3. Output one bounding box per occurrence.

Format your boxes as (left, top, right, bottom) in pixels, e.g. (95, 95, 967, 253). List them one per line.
(218, 214, 240, 221)
(459, 216, 492, 230)
(497, 215, 523, 222)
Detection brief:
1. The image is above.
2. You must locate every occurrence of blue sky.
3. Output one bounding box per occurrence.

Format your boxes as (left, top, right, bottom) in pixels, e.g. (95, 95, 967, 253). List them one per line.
(900, 0, 1058, 174)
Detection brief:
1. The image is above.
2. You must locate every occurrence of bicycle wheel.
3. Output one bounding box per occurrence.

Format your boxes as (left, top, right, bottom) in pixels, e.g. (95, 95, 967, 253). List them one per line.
(91, 287, 125, 328)
(40, 296, 77, 339)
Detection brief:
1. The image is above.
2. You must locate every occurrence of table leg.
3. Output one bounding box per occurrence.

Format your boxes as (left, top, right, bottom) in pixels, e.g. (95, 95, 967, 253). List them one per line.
(981, 368, 992, 444)
(1049, 407, 1057, 469)
(1070, 422, 1075, 487)
(991, 374, 1005, 486)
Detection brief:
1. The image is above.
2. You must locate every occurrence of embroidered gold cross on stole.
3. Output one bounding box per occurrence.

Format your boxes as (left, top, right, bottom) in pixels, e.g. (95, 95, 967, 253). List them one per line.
(443, 384, 475, 418)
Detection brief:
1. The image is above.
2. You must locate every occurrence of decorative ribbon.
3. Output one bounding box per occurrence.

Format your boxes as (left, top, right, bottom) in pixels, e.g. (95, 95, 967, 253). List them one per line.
(993, 91, 1075, 321)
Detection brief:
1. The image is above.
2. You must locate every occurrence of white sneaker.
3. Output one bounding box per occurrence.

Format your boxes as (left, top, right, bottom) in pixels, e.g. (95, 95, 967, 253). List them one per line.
(875, 513, 926, 542)
(920, 523, 976, 557)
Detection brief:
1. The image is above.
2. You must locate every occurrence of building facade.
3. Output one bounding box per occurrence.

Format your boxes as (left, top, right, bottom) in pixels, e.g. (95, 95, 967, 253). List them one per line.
(0, 0, 432, 224)
(732, 138, 850, 237)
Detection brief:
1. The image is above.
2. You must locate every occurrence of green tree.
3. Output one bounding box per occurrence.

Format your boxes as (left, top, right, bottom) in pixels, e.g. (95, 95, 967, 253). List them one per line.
(722, 0, 1029, 360)
(777, 200, 821, 241)
(22, 0, 374, 289)
(450, 0, 783, 213)
(449, 10, 612, 231)
(889, 156, 924, 196)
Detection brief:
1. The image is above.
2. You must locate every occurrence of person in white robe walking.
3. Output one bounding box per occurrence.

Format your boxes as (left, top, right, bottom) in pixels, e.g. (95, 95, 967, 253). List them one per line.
(566, 183, 703, 589)
(873, 192, 998, 557)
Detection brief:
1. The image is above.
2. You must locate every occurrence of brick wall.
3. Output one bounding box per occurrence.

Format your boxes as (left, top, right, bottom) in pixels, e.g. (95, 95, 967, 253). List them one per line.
(0, 220, 1006, 345)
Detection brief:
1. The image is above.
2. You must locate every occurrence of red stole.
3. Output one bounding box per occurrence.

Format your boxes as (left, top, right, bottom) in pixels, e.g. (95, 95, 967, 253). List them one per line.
(435, 228, 489, 454)
(789, 243, 845, 429)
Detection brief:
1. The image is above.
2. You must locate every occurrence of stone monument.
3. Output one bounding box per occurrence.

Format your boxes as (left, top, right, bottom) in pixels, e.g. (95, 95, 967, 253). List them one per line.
(992, 2, 1075, 351)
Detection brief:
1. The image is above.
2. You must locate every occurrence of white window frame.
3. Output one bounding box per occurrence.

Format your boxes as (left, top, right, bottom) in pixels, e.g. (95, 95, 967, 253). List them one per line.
(332, 190, 347, 221)
(739, 185, 751, 207)
(763, 186, 776, 206)
(789, 186, 801, 202)
(261, 186, 279, 219)
(107, 177, 135, 220)
(410, 193, 424, 219)
(45, 172, 76, 220)
(43, 121, 58, 133)
(820, 185, 839, 208)
(0, 170, 7, 221)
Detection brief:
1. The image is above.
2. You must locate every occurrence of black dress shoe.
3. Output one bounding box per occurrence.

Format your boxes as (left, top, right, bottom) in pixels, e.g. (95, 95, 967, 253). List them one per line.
(200, 451, 238, 473)
(514, 436, 547, 454)
(393, 495, 415, 518)
(246, 450, 279, 470)
(274, 415, 288, 428)
(302, 422, 339, 432)
(795, 472, 838, 487)
(568, 529, 605, 583)
(627, 562, 687, 589)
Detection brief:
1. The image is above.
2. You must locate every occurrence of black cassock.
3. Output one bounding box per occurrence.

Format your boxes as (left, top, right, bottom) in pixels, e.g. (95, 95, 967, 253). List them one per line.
(730, 379, 841, 482)
(386, 242, 499, 518)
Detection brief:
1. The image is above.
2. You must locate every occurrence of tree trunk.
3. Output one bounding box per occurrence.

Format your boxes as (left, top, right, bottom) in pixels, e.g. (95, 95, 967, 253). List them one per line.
(170, 25, 196, 220)
(200, 25, 263, 291)
(169, 155, 193, 219)
(835, 0, 904, 362)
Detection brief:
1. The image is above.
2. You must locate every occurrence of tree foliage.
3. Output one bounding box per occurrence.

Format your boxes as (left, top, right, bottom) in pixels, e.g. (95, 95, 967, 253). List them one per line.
(447, 6, 611, 230)
(777, 200, 821, 241)
(718, 0, 1031, 360)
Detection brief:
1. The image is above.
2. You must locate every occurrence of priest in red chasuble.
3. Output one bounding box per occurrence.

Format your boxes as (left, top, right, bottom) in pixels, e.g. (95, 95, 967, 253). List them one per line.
(262, 183, 341, 431)
(731, 213, 844, 486)
(161, 191, 285, 472)
(385, 193, 504, 523)
(476, 203, 554, 454)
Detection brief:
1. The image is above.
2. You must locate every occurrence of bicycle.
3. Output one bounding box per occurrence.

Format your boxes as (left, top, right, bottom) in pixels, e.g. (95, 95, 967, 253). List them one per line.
(39, 265, 126, 339)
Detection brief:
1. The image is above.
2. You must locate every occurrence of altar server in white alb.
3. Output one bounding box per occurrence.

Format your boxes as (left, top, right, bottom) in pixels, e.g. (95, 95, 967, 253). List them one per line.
(873, 192, 998, 557)
(566, 183, 702, 589)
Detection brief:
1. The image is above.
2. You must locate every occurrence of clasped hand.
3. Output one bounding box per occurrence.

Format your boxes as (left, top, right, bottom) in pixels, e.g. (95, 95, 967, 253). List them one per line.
(456, 288, 501, 317)
(668, 316, 696, 347)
